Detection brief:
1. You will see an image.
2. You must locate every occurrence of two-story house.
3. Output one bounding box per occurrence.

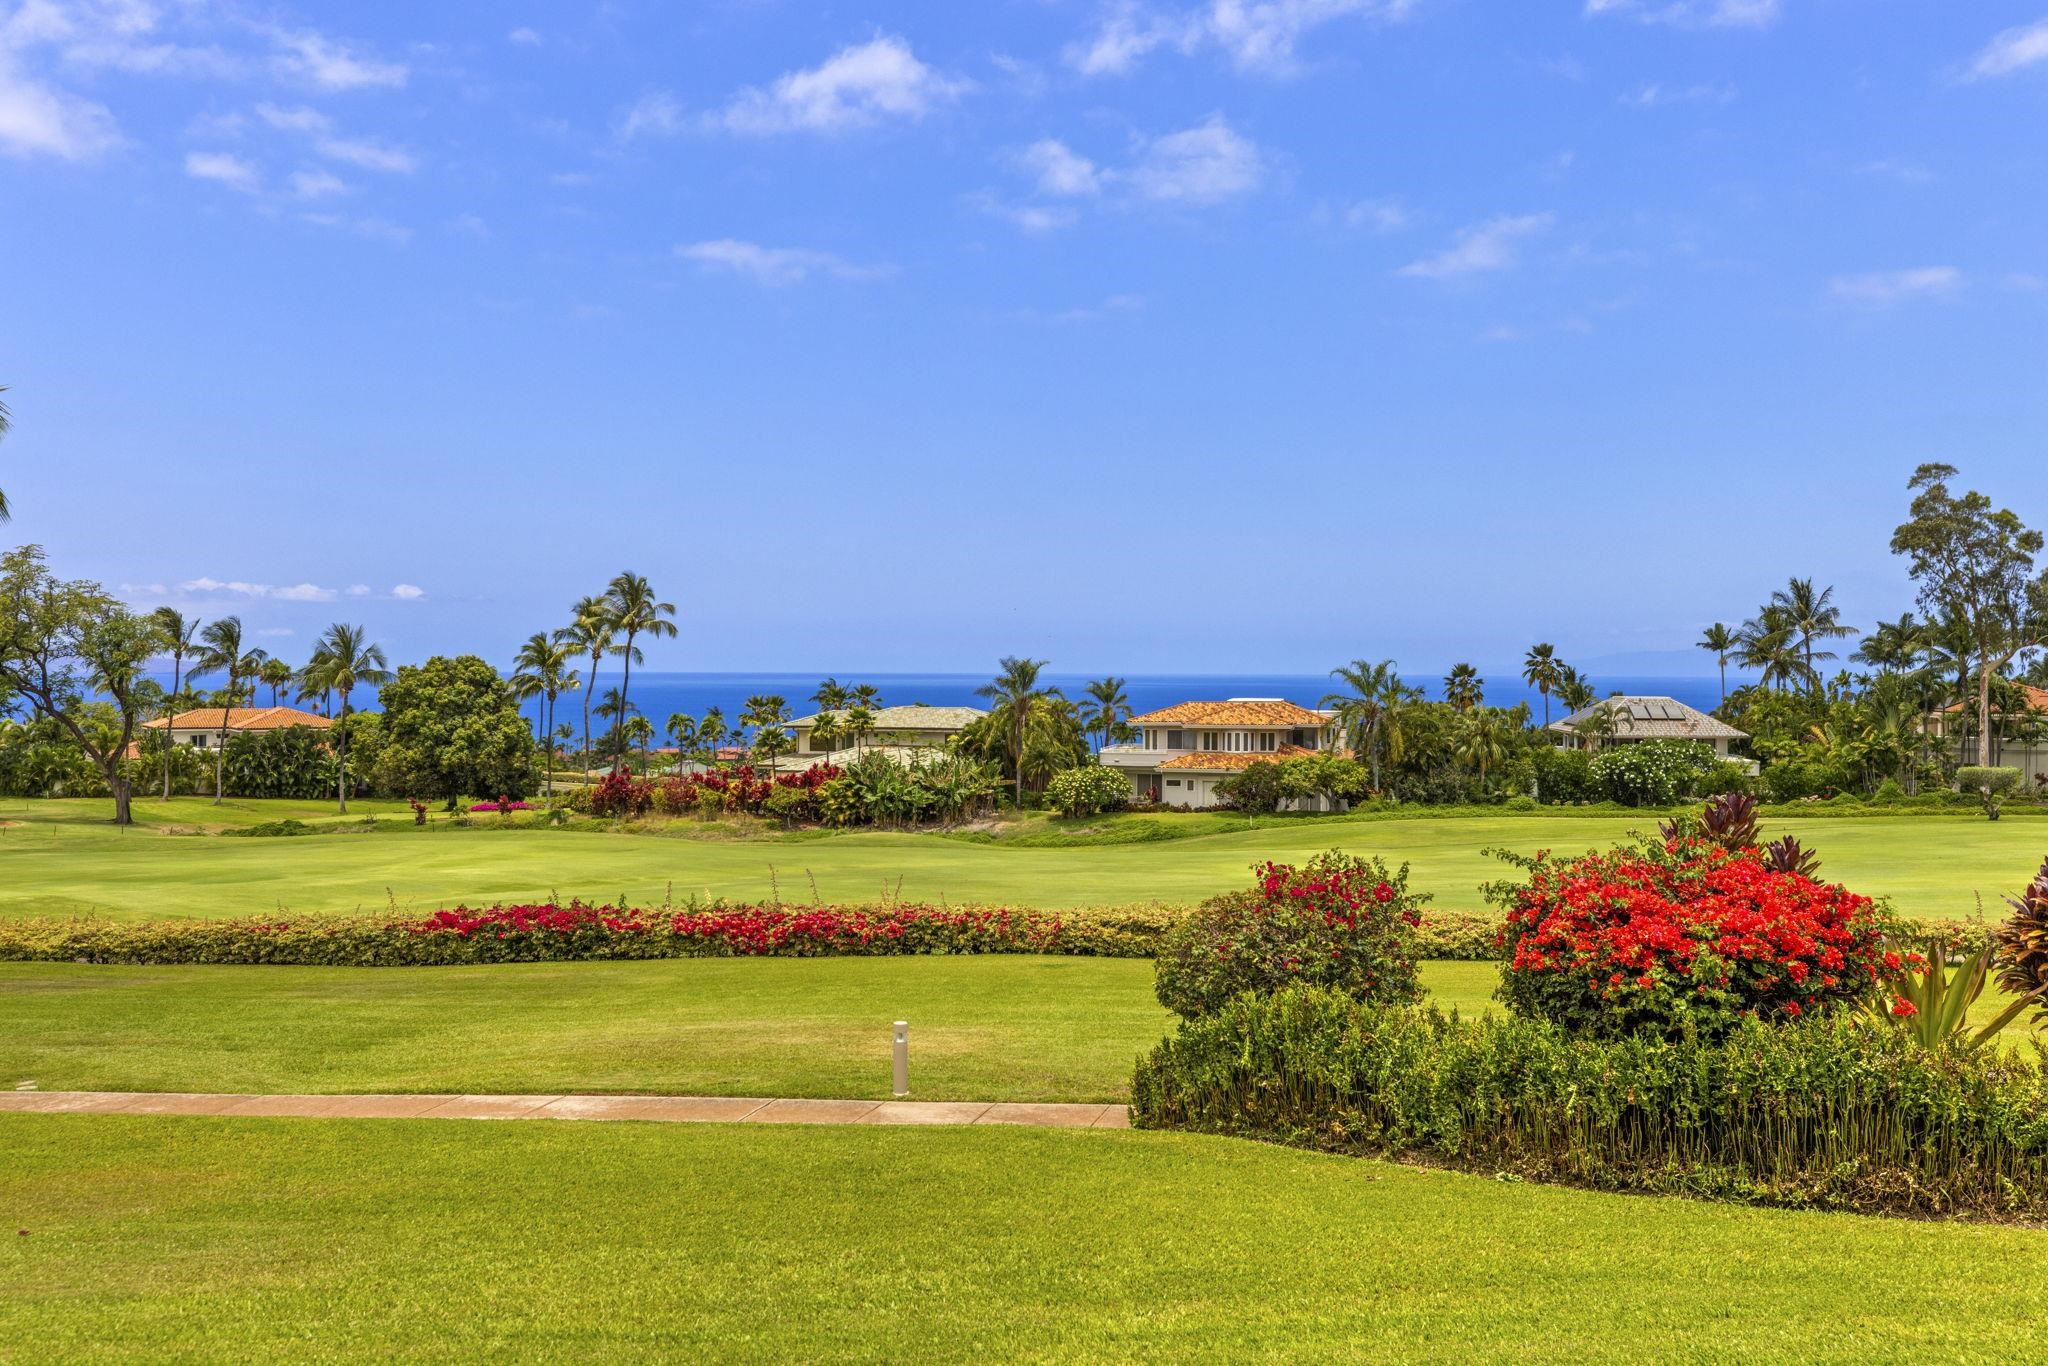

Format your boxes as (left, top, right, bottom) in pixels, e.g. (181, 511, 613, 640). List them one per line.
(1098, 699, 1344, 810)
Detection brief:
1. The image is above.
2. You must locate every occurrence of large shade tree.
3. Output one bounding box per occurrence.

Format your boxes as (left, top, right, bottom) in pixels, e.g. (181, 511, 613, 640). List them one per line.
(1890, 463, 2048, 768)
(0, 547, 163, 824)
(374, 654, 536, 804)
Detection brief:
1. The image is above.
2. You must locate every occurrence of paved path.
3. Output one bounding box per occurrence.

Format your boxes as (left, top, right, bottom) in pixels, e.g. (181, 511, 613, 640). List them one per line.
(0, 1090, 1130, 1128)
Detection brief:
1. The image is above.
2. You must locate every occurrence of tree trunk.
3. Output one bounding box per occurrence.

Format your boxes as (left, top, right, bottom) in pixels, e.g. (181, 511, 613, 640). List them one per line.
(544, 692, 555, 797)
(616, 632, 635, 757)
(163, 655, 181, 800)
(1718, 658, 1727, 705)
(110, 773, 132, 826)
(337, 689, 351, 814)
(214, 691, 231, 804)
(1979, 661, 1995, 769)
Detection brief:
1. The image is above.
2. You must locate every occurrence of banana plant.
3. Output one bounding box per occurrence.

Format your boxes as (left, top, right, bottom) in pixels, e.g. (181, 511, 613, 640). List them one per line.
(1866, 937, 2042, 1051)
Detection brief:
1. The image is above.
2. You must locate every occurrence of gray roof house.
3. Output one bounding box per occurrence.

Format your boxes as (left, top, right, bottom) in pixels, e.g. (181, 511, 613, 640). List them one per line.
(787, 705, 986, 759)
(1547, 695, 1748, 759)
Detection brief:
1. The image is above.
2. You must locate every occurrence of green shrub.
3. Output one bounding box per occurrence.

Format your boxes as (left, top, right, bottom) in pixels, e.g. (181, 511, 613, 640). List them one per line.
(1958, 766, 2027, 795)
(1130, 986, 2048, 1220)
(1409, 910, 1502, 960)
(1046, 765, 1134, 818)
(1530, 746, 1598, 804)
(1153, 851, 1426, 1020)
(1213, 760, 1284, 814)
(1502, 794, 1537, 812)
(1590, 739, 1719, 806)
(1872, 778, 1907, 805)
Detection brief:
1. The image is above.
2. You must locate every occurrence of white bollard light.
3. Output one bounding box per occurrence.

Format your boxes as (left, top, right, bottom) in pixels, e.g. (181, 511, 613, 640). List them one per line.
(892, 1020, 910, 1097)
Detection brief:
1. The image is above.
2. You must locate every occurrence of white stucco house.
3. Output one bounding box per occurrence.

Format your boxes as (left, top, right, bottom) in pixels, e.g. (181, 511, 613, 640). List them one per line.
(142, 705, 332, 749)
(1098, 699, 1345, 810)
(1546, 695, 1752, 769)
(1927, 683, 2048, 788)
(785, 705, 986, 759)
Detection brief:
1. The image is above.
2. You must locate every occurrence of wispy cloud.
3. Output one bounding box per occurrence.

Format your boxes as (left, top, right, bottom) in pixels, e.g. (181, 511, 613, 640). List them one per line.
(621, 37, 968, 140)
(1342, 197, 1409, 232)
(390, 583, 425, 601)
(1857, 158, 1933, 186)
(968, 193, 1079, 233)
(288, 168, 348, 199)
(176, 577, 337, 603)
(1398, 213, 1554, 279)
(1620, 81, 1737, 108)
(0, 52, 122, 159)
(314, 135, 415, 174)
(1965, 18, 2048, 80)
(1066, 0, 1419, 78)
(1583, 0, 1780, 28)
(1128, 115, 1264, 203)
(507, 28, 542, 48)
(184, 149, 259, 192)
(267, 27, 407, 91)
(1829, 266, 1962, 305)
(1019, 138, 1104, 196)
(677, 238, 892, 287)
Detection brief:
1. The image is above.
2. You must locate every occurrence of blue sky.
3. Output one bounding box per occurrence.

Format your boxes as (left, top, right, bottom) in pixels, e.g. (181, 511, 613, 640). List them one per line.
(3, 1, 2045, 677)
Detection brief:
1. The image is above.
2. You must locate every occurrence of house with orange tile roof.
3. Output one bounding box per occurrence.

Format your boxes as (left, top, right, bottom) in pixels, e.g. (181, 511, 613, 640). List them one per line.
(1098, 699, 1344, 810)
(142, 705, 332, 750)
(1928, 683, 2048, 787)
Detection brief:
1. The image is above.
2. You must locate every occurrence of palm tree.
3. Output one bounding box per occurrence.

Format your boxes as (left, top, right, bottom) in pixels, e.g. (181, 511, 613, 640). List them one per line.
(303, 623, 390, 814)
(1520, 644, 1562, 729)
(1569, 698, 1633, 752)
(193, 617, 258, 804)
(1697, 623, 1736, 704)
(976, 656, 1053, 806)
(808, 710, 841, 761)
(623, 715, 656, 773)
(1443, 663, 1483, 713)
(741, 694, 792, 776)
(1770, 578, 1855, 693)
(0, 384, 11, 522)
(812, 678, 849, 713)
(1556, 666, 1596, 715)
(511, 631, 580, 797)
(842, 703, 876, 757)
(1321, 658, 1404, 791)
(1738, 606, 1810, 694)
(258, 656, 293, 707)
(698, 707, 728, 763)
(666, 712, 698, 767)
(562, 596, 614, 770)
(602, 571, 677, 754)
(151, 607, 201, 800)
(1082, 676, 1132, 751)
(595, 687, 635, 754)
(1454, 706, 1513, 790)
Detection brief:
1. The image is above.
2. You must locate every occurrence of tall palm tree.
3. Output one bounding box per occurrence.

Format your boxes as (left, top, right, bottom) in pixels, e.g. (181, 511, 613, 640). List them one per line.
(666, 712, 698, 766)
(1082, 676, 1132, 751)
(152, 607, 202, 800)
(811, 678, 849, 713)
(1520, 644, 1562, 729)
(1556, 665, 1596, 715)
(1443, 663, 1483, 713)
(1454, 706, 1512, 789)
(1321, 658, 1404, 791)
(850, 682, 883, 710)
(603, 571, 677, 754)
(1697, 623, 1736, 704)
(1738, 605, 1809, 694)
(0, 384, 11, 523)
(976, 656, 1053, 806)
(563, 596, 614, 769)
(743, 694, 793, 775)
(808, 710, 841, 760)
(258, 656, 293, 707)
(304, 623, 390, 814)
(1770, 578, 1855, 693)
(698, 707, 728, 763)
(193, 617, 258, 804)
(623, 715, 656, 773)
(511, 631, 579, 797)
(842, 702, 876, 757)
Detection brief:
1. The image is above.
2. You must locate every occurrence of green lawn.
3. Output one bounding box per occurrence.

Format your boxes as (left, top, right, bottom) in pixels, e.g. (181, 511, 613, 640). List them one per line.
(3, 796, 2043, 919)
(4, 1115, 2040, 1359)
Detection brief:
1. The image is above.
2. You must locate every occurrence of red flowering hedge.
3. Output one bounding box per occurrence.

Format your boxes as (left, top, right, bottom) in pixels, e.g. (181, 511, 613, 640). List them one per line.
(1154, 850, 1427, 1020)
(0, 901, 1182, 966)
(1487, 835, 1892, 1038)
(584, 763, 839, 820)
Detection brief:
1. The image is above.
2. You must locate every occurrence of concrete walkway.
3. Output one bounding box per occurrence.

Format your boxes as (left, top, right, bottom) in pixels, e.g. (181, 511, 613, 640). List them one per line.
(0, 1090, 1130, 1128)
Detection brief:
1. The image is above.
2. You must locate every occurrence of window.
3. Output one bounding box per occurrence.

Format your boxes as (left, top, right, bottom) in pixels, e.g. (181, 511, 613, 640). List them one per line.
(1166, 730, 1189, 750)
(1258, 732, 1276, 751)
(1165, 778, 1181, 787)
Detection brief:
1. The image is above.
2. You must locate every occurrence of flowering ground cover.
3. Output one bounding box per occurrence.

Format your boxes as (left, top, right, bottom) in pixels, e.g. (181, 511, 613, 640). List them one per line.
(3, 1116, 2041, 1358)
(2, 798, 2040, 921)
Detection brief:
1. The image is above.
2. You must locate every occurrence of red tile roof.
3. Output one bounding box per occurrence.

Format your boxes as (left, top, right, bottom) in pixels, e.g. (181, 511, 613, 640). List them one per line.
(144, 706, 332, 732)
(1129, 700, 1329, 728)
(1159, 744, 1333, 771)
(1940, 685, 2048, 714)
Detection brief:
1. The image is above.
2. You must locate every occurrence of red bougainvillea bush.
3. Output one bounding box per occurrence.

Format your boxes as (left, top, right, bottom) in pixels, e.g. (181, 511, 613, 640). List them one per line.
(1487, 835, 1892, 1039)
(1154, 850, 1427, 1020)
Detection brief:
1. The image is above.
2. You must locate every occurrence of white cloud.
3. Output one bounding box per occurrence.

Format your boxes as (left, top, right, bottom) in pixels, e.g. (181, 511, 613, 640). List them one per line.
(1857, 158, 1933, 186)
(1127, 115, 1263, 203)
(177, 577, 337, 602)
(300, 211, 411, 245)
(969, 192, 1079, 233)
(184, 149, 258, 192)
(507, 27, 542, 48)
(447, 212, 487, 237)
(615, 90, 683, 140)
(1966, 18, 2048, 80)
(268, 27, 406, 91)
(1398, 213, 1554, 279)
(257, 103, 331, 134)
(677, 238, 891, 287)
(390, 583, 424, 601)
(1055, 292, 1145, 322)
(712, 36, 967, 135)
(287, 167, 347, 198)
(346, 584, 372, 597)
(1583, 0, 1779, 27)
(1066, 0, 1418, 78)
(314, 135, 414, 174)
(1829, 266, 1962, 305)
(1343, 197, 1408, 231)
(1620, 81, 1736, 108)
(2006, 272, 2046, 294)
(1019, 138, 1103, 196)
(0, 53, 123, 159)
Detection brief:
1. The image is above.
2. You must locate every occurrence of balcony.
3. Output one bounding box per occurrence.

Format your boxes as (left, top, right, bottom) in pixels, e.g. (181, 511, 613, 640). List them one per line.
(1097, 745, 1159, 769)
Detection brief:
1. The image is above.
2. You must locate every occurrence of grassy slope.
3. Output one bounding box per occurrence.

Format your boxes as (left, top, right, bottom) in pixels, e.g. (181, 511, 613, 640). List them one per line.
(4, 1116, 2039, 1359)
(6, 958, 2037, 1101)
(4, 797, 2044, 919)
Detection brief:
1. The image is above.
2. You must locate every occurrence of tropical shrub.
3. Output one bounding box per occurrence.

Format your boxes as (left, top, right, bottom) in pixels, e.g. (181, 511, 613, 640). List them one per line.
(1993, 857, 2048, 1022)
(1046, 764, 1132, 818)
(218, 726, 337, 800)
(1487, 834, 1889, 1038)
(1130, 985, 2048, 1220)
(1213, 760, 1284, 814)
(373, 654, 536, 802)
(1529, 745, 1597, 804)
(1153, 851, 1426, 1020)
(1959, 766, 2026, 820)
(1589, 739, 1719, 806)
(588, 766, 652, 818)
(1864, 938, 2035, 1051)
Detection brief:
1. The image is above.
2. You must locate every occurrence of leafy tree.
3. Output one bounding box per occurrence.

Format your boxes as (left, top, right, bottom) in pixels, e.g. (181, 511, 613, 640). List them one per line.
(1521, 644, 1562, 729)
(193, 616, 260, 804)
(1082, 676, 1134, 750)
(603, 571, 677, 754)
(1442, 663, 1483, 713)
(301, 623, 390, 813)
(0, 384, 11, 522)
(1697, 623, 1735, 704)
(1454, 704, 1520, 789)
(511, 631, 579, 795)
(0, 547, 164, 824)
(373, 654, 536, 804)
(1891, 463, 2048, 769)
(975, 656, 1057, 805)
(151, 606, 201, 800)
(562, 596, 614, 769)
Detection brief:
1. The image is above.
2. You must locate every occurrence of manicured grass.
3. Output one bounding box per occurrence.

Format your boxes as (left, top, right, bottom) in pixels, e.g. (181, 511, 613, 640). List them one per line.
(4, 1116, 2041, 1358)
(4, 797, 2043, 919)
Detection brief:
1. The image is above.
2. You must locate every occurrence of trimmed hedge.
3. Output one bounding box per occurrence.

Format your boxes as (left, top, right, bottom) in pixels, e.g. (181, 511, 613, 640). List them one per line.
(1131, 985, 2048, 1220)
